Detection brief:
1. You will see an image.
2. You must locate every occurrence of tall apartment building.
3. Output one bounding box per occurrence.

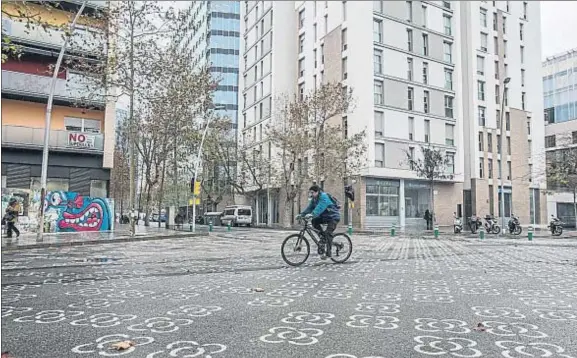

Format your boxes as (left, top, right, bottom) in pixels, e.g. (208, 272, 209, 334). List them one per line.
(238, 0, 544, 229)
(1, 2, 116, 220)
(177, 1, 241, 212)
(543, 48, 577, 228)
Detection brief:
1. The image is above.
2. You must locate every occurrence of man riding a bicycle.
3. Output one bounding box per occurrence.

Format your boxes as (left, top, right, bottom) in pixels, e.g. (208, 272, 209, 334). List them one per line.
(297, 185, 340, 259)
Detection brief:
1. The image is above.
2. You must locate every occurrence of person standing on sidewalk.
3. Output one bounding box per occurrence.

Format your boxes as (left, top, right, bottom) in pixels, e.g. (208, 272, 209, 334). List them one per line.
(4, 198, 21, 239)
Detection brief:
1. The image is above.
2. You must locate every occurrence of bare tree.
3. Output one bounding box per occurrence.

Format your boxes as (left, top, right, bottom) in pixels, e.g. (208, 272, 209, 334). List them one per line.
(268, 83, 366, 227)
(405, 145, 453, 223)
(546, 134, 577, 229)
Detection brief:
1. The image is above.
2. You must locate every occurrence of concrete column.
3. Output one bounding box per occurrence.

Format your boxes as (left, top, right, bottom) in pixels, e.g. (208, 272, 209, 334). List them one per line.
(399, 179, 406, 229)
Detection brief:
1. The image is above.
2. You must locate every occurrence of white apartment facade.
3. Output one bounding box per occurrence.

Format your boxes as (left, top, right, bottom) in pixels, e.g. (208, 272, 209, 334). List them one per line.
(238, 0, 544, 229)
(543, 48, 577, 228)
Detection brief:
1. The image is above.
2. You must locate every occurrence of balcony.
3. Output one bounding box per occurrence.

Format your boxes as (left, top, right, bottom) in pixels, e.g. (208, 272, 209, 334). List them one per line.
(1, 17, 105, 55)
(1, 125, 104, 152)
(1, 70, 104, 104)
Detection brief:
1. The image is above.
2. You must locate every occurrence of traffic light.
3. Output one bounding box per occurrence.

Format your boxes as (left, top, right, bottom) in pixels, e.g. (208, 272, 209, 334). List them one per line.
(190, 178, 201, 195)
(345, 185, 355, 202)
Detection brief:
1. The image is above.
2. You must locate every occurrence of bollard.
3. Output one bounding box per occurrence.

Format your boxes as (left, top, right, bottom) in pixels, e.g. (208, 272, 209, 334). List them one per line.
(347, 223, 353, 235)
(479, 226, 485, 240)
(528, 226, 533, 241)
(209, 220, 213, 232)
(227, 221, 232, 232)
(391, 223, 396, 237)
(434, 225, 439, 239)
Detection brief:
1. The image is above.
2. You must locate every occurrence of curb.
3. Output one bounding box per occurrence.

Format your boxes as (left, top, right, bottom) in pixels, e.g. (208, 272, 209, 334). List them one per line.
(1, 233, 207, 251)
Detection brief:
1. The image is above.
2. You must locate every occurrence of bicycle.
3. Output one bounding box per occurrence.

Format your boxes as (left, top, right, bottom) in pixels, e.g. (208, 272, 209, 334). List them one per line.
(281, 217, 353, 266)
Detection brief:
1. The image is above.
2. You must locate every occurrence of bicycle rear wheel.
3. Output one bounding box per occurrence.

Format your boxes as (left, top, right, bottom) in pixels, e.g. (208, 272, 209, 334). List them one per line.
(281, 234, 310, 266)
(330, 233, 353, 264)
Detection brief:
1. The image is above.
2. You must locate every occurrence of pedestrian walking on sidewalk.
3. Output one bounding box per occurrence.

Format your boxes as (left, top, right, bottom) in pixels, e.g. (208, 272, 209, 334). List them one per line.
(4, 198, 21, 239)
(424, 209, 433, 230)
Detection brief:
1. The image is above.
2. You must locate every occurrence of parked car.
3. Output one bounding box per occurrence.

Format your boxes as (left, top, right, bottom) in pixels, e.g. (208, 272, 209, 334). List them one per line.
(221, 205, 253, 227)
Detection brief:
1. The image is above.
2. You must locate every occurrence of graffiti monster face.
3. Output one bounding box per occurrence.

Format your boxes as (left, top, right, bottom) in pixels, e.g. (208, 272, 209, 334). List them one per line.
(45, 192, 111, 232)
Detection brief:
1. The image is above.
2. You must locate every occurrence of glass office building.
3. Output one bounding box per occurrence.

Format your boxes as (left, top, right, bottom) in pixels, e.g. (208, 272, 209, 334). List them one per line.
(543, 50, 577, 124)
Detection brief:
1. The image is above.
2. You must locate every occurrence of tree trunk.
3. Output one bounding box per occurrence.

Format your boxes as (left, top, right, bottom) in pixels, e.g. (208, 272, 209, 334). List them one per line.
(573, 187, 577, 230)
(128, 17, 136, 237)
(430, 179, 436, 224)
(283, 198, 292, 228)
(157, 159, 167, 229)
(144, 182, 153, 227)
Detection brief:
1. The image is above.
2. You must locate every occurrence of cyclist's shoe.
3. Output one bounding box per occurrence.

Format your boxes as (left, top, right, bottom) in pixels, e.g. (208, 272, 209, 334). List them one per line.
(320, 254, 328, 260)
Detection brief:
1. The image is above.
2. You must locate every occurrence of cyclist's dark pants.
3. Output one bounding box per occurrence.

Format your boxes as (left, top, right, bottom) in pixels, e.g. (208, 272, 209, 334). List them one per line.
(312, 217, 339, 256)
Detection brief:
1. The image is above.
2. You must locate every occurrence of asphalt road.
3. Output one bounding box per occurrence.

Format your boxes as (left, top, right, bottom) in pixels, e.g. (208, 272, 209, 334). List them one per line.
(2, 232, 577, 358)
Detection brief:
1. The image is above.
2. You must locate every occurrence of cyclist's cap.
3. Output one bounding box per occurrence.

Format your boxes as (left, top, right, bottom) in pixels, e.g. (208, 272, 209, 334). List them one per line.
(309, 185, 321, 193)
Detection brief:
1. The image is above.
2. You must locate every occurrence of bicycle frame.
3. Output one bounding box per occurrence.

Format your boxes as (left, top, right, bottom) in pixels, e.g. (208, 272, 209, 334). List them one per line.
(297, 218, 325, 249)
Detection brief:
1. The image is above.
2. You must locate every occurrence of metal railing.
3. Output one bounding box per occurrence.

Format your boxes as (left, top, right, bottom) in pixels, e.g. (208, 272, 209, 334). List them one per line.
(2, 125, 104, 152)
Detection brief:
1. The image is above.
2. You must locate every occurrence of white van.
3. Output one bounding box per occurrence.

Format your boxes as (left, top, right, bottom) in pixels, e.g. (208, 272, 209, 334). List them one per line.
(221, 205, 253, 227)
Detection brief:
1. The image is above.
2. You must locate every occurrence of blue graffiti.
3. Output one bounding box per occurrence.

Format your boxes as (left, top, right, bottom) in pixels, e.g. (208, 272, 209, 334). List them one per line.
(44, 191, 112, 232)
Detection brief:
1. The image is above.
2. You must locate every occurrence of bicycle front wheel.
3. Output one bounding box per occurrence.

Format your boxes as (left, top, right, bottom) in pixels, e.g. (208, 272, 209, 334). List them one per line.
(330, 233, 353, 264)
(281, 234, 310, 266)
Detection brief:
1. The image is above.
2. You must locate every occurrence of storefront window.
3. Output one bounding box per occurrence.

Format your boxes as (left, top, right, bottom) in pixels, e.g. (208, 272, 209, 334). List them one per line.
(31, 178, 69, 192)
(90, 180, 108, 198)
(404, 181, 430, 218)
(366, 179, 399, 217)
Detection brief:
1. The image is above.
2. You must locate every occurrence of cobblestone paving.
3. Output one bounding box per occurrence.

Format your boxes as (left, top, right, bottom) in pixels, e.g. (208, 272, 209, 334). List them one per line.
(2, 233, 576, 357)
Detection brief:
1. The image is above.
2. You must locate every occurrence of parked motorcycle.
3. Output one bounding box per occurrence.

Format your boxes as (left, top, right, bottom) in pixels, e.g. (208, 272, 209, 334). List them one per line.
(548, 215, 564, 236)
(507, 214, 522, 235)
(484, 215, 501, 234)
(468, 215, 483, 234)
(453, 212, 463, 234)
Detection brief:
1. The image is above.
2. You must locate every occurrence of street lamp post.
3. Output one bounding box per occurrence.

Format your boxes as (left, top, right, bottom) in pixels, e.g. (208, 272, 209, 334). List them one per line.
(36, 1, 88, 242)
(498, 77, 511, 235)
(191, 104, 226, 233)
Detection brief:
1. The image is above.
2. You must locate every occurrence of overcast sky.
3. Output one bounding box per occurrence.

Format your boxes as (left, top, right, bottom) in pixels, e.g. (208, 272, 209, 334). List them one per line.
(540, 1, 577, 59)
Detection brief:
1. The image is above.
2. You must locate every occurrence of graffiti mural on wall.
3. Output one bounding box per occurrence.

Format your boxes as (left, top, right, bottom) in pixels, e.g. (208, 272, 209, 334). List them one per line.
(44, 191, 113, 232)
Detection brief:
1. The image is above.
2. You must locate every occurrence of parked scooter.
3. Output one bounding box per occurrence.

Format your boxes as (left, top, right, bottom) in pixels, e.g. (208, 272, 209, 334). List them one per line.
(453, 212, 463, 234)
(548, 215, 564, 236)
(468, 215, 483, 234)
(484, 215, 501, 234)
(507, 214, 522, 235)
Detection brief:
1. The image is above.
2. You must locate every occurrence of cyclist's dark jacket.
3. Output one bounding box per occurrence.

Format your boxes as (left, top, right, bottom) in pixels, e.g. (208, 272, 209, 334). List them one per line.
(301, 192, 340, 221)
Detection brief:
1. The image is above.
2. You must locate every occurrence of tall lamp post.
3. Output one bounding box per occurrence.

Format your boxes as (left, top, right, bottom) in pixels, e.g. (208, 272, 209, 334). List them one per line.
(498, 77, 511, 234)
(36, 1, 88, 242)
(191, 104, 226, 233)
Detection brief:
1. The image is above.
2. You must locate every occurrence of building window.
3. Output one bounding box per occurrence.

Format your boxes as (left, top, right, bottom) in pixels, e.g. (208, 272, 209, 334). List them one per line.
(443, 15, 452, 35)
(446, 153, 455, 174)
(406, 1, 413, 22)
(314, 49, 317, 68)
(298, 83, 305, 101)
(494, 60, 499, 79)
(477, 80, 485, 101)
(444, 69, 453, 90)
(408, 87, 414, 110)
(423, 90, 430, 114)
(373, 19, 383, 42)
(507, 162, 512, 180)
(422, 62, 428, 84)
(487, 133, 493, 151)
(408, 116, 414, 140)
(572, 131, 577, 144)
(521, 69, 525, 86)
(374, 49, 383, 74)
(507, 137, 511, 154)
(443, 1, 450, 9)
(313, 23, 317, 41)
(259, 102, 263, 119)
(478, 106, 486, 126)
(366, 179, 399, 217)
(299, 34, 305, 53)
(90, 180, 107, 198)
(479, 132, 484, 151)
(443, 41, 452, 63)
(480, 9, 487, 27)
(445, 124, 454, 146)
(480, 33, 488, 52)
(374, 80, 384, 105)
(502, 14, 507, 34)
(477, 55, 485, 75)
(422, 5, 427, 27)
(504, 87, 508, 106)
(321, 44, 324, 64)
(479, 158, 484, 178)
(494, 36, 499, 55)
(298, 58, 305, 77)
(298, 9, 305, 28)
(495, 84, 500, 104)
(324, 14, 328, 34)
(545, 135, 556, 148)
(407, 29, 413, 52)
(444, 96, 454, 118)
(374, 111, 384, 137)
(503, 39, 507, 58)
(520, 23, 524, 41)
(505, 111, 510, 130)
(64, 117, 101, 133)
(375, 143, 385, 167)
(422, 34, 429, 56)
(520, 45, 525, 64)
(521, 92, 526, 110)
(497, 135, 501, 154)
(342, 57, 348, 80)
(488, 158, 493, 179)
(424, 119, 430, 143)
(407, 58, 413, 80)
(523, 2, 528, 20)
(342, 28, 348, 50)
